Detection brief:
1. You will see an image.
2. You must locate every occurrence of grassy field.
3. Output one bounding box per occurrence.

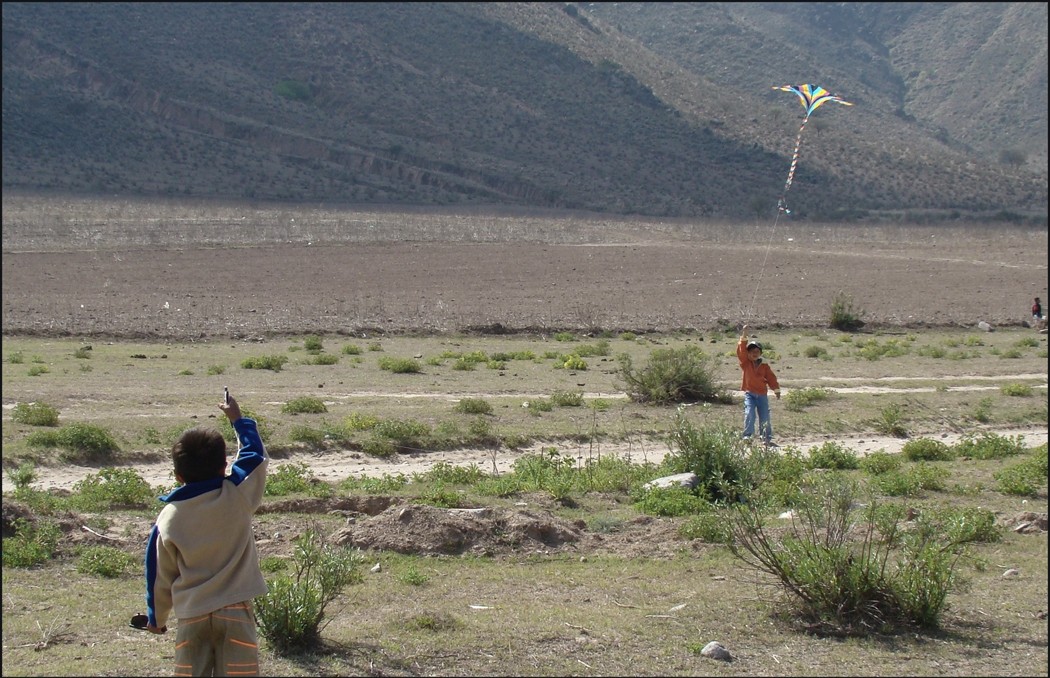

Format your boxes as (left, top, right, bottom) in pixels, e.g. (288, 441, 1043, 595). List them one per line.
(2, 327, 1047, 676)
(2, 328, 1047, 472)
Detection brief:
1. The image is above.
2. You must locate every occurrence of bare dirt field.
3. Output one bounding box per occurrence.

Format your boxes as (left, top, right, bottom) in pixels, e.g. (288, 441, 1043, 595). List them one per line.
(2, 196, 1047, 338)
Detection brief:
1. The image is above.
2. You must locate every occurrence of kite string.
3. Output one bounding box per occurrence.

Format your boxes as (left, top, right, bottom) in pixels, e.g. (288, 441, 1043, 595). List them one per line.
(744, 207, 782, 324)
(746, 114, 806, 324)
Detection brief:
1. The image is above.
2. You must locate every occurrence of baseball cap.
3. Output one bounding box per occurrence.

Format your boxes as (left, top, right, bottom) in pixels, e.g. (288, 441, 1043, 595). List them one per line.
(746, 340, 762, 351)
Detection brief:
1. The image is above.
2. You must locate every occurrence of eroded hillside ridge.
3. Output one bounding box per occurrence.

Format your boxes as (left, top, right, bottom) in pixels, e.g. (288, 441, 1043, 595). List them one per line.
(1, 2, 1046, 218)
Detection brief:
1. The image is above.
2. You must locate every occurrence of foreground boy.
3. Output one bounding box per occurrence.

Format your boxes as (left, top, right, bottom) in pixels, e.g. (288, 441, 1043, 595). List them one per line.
(144, 393, 268, 676)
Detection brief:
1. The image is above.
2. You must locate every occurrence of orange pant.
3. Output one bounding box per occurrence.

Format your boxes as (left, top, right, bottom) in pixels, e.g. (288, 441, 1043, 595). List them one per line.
(173, 602, 259, 677)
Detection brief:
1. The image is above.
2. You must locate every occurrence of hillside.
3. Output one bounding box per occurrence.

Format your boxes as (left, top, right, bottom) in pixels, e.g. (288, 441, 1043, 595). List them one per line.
(1, 2, 1046, 221)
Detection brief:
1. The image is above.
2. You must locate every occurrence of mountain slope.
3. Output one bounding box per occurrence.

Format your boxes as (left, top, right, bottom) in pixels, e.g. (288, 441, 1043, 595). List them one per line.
(1, 2, 1045, 220)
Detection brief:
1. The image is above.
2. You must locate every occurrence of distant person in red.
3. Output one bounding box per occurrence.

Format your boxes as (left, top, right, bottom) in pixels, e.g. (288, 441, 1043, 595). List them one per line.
(1033, 297, 1045, 329)
(737, 325, 781, 448)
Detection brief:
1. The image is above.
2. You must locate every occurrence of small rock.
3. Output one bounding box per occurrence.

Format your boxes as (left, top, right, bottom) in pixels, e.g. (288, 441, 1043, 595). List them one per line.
(644, 473, 699, 491)
(1002, 568, 1020, 578)
(701, 641, 732, 661)
(370, 562, 382, 573)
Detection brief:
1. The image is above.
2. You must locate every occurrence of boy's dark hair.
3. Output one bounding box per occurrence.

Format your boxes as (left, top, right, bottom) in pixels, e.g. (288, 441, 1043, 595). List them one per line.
(172, 427, 227, 483)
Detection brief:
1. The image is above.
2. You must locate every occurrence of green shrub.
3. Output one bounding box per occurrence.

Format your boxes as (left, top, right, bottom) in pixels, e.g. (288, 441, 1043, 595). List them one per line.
(784, 387, 832, 412)
(574, 340, 611, 357)
(378, 356, 422, 373)
(374, 418, 430, 442)
(803, 345, 829, 359)
(617, 346, 729, 405)
(241, 354, 289, 371)
(550, 390, 584, 407)
(27, 365, 49, 376)
(455, 398, 493, 415)
(807, 441, 860, 470)
(2, 518, 60, 567)
(303, 335, 323, 352)
(255, 530, 364, 654)
(415, 485, 466, 508)
(679, 511, 732, 543)
(259, 556, 289, 573)
(339, 473, 409, 494)
(308, 353, 339, 365)
(70, 467, 157, 511)
(27, 423, 121, 463)
(855, 338, 910, 361)
(873, 463, 950, 497)
(523, 398, 554, 415)
(829, 292, 864, 331)
(936, 506, 1002, 544)
(916, 345, 947, 359)
(727, 474, 977, 633)
(77, 545, 137, 578)
(661, 417, 749, 503)
(343, 412, 379, 432)
(206, 364, 227, 375)
(452, 358, 477, 371)
(12, 401, 60, 426)
(967, 397, 993, 423)
(281, 396, 328, 415)
(1000, 383, 1033, 397)
(420, 462, 485, 486)
(341, 344, 363, 355)
(635, 485, 710, 517)
(994, 457, 1047, 497)
(361, 435, 397, 458)
(5, 461, 38, 491)
(953, 432, 1026, 460)
(266, 462, 332, 498)
(902, 438, 954, 462)
(873, 403, 908, 437)
(554, 332, 577, 342)
(288, 425, 325, 446)
(860, 451, 902, 476)
(398, 566, 430, 587)
(558, 355, 587, 370)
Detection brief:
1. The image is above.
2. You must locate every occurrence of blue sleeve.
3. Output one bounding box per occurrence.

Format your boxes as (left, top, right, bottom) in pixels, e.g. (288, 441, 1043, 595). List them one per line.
(228, 417, 266, 486)
(144, 524, 160, 627)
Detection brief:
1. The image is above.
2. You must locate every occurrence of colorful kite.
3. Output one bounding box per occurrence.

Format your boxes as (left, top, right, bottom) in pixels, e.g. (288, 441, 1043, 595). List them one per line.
(772, 84, 853, 214)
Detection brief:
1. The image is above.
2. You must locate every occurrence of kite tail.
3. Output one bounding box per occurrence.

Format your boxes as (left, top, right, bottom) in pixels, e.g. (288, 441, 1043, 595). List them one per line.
(777, 114, 810, 214)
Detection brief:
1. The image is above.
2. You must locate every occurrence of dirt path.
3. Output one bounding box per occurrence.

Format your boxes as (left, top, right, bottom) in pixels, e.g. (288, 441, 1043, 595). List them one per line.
(9, 426, 1046, 495)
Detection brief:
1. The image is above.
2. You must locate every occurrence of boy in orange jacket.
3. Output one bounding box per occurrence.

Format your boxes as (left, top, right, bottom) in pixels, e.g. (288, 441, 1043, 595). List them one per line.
(738, 325, 781, 447)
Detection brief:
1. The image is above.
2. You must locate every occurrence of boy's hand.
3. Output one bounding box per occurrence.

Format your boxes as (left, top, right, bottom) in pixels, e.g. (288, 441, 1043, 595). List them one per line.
(741, 324, 750, 337)
(774, 390, 781, 400)
(220, 394, 242, 423)
(147, 623, 167, 634)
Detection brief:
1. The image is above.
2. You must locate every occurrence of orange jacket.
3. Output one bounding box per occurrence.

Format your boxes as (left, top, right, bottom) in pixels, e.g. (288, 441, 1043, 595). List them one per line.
(738, 337, 780, 395)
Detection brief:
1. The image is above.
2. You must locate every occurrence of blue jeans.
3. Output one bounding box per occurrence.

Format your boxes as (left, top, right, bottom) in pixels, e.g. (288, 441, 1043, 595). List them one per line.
(742, 392, 772, 443)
